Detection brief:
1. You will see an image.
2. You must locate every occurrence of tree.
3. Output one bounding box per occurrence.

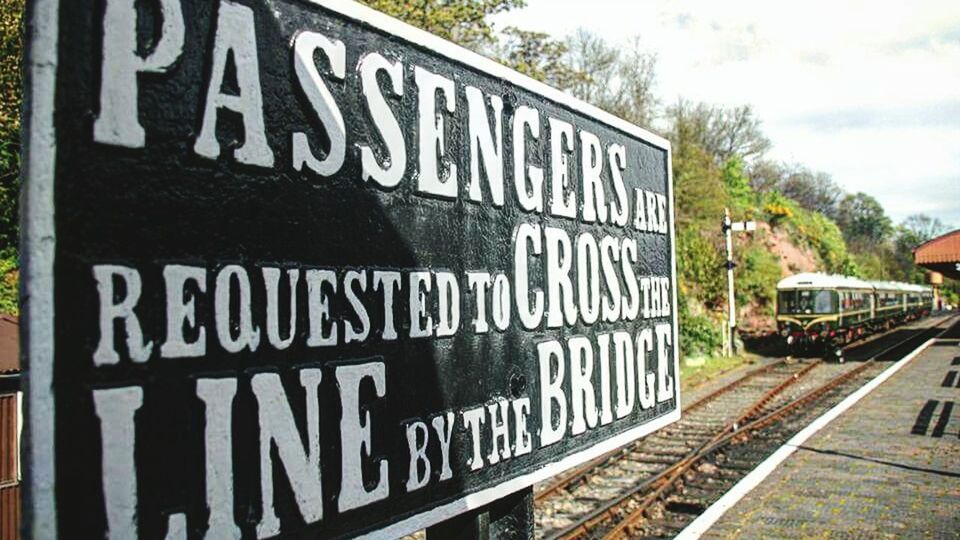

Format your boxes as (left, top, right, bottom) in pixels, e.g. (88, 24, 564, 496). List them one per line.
(746, 161, 842, 217)
(722, 156, 754, 212)
(833, 192, 893, 252)
(665, 99, 771, 165)
(496, 27, 584, 88)
(0, 0, 21, 259)
(359, 1, 583, 89)
(562, 31, 658, 127)
(884, 214, 952, 283)
(746, 159, 786, 194)
(900, 214, 950, 243)
(670, 139, 729, 228)
(779, 168, 841, 217)
(358, 0, 525, 51)
(0, 0, 22, 315)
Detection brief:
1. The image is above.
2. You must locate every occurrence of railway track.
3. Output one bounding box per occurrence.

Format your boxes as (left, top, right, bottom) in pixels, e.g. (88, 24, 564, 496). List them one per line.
(534, 315, 954, 540)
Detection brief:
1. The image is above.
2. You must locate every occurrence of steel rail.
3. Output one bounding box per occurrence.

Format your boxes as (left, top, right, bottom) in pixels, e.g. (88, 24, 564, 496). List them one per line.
(599, 322, 951, 539)
(533, 359, 788, 503)
(547, 360, 818, 540)
(598, 361, 822, 540)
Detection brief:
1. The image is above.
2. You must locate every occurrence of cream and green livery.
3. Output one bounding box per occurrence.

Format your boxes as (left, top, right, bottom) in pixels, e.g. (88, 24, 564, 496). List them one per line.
(776, 273, 932, 355)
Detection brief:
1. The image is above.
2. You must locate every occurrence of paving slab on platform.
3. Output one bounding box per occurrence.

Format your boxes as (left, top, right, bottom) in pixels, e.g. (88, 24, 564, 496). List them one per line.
(702, 339, 960, 539)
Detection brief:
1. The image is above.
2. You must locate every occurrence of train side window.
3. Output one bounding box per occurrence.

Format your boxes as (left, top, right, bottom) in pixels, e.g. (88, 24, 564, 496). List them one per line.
(813, 291, 835, 313)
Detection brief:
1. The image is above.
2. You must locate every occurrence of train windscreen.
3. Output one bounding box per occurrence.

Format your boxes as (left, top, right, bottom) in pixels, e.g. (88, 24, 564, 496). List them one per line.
(778, 290, 836, 314)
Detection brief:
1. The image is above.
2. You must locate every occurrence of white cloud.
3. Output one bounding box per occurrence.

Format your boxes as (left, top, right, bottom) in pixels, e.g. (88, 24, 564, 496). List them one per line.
(493, 0, 960, 227)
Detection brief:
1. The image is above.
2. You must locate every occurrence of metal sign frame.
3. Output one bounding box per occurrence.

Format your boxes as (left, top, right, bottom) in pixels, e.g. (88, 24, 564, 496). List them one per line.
(21, 0, 679, 537)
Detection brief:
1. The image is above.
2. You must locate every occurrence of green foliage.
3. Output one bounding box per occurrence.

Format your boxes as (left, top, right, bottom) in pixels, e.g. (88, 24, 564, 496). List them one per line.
(846, 213, 957, 287)
(0, 255, 15, 315)
(762, 191, 794, 226)
(722, 156, 754, 213)
(0, 0, 21, 254)
(761, 192, 856, 275)
(677, 300, 723, 358)
(561, 32, 658, 127)
(495, 27, 584, 88)
(0, 0, 22, 314)
(833, 192, 893, 252)
(665, 100, 771, 165)
(884, 214, 951, 283)
(735, 243, 781, 316)
(941, 287, 959, 307)
(358, 0, 524, 50)
(852, 251, 891, 281)
(359, 1, 583, 89)
(671, 141, 729, 229)
(748, 161, 840, 216)
(676, 227, 725, 308)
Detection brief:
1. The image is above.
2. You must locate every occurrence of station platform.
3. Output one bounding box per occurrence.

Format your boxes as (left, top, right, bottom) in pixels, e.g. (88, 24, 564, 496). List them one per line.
(692, 327, 960, 539)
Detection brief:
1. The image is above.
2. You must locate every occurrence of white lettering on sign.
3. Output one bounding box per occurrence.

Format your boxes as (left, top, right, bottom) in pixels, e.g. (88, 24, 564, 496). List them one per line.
(95, 0, 184, 147)
(359, 53, 406, 188)
(93, 265, 153, 365)
(253, 370, 324, 536)
(337, 362, 390, 512)
(93, 386, 143, 539)
(415, 66, 458, 199)
(92, 7, 675, 238)
(513, 106, 544, 213)
(161, 265, 206, 358)
(196, 378, 241, 539)
(292, 31, 347, 177)
(193, 0, 274, 167)
(263, 267, 299, 350)
(466, 86, 505, 206)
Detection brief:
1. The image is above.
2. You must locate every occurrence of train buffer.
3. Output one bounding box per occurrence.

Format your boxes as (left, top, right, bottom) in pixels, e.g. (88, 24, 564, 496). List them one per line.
(683, 322, 960, 539)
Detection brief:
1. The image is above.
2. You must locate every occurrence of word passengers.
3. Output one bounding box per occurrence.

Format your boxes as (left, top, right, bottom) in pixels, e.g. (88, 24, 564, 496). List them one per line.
(97, 0, 671, 233)
(26, 0, 678, 537)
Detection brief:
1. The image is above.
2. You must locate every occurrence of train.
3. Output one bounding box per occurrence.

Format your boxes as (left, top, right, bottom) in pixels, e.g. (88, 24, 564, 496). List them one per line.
(776, 273, 933, 358)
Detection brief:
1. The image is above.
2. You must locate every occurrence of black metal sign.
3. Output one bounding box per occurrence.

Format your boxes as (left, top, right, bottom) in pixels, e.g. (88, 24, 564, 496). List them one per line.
(22, 0, 678, 537)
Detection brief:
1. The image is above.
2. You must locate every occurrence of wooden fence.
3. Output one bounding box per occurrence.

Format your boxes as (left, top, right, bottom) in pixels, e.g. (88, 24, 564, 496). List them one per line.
(0, 392, 19, 539)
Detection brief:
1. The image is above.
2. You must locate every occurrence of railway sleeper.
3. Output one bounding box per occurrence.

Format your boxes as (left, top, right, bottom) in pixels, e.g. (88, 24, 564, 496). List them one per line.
(641, 439, 690, 450)
(681, 482, 730, 500)
(713, 458, 759, 471)
(665, 427, 725, 437)
(574, 488, 623, 502)
(619, 460, 670, 474)
(630, 454, 690, 465)
(684, 467, 730, 484)
(664, 498, 708, 515)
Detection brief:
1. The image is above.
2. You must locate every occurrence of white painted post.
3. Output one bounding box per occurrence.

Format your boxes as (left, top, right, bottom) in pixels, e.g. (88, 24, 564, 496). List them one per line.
(723, 209, 737, 355)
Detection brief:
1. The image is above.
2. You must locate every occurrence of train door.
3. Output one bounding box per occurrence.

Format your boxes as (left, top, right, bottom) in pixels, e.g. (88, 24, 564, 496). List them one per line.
(838, 291, 845, 328)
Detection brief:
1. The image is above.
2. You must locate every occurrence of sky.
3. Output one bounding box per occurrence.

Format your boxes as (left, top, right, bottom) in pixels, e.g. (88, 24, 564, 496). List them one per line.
(493, 0, 960, 228)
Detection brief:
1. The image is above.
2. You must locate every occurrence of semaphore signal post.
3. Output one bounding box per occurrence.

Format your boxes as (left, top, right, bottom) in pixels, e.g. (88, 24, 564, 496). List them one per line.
(21, 0, 678, 537)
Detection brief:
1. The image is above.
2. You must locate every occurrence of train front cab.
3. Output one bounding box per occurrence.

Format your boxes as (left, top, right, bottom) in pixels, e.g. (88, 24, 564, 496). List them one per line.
(776, 287, 838, 349)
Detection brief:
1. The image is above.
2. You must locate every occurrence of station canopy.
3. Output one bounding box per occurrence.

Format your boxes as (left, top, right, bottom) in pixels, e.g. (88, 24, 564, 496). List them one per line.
(914, 229, 960, 280)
